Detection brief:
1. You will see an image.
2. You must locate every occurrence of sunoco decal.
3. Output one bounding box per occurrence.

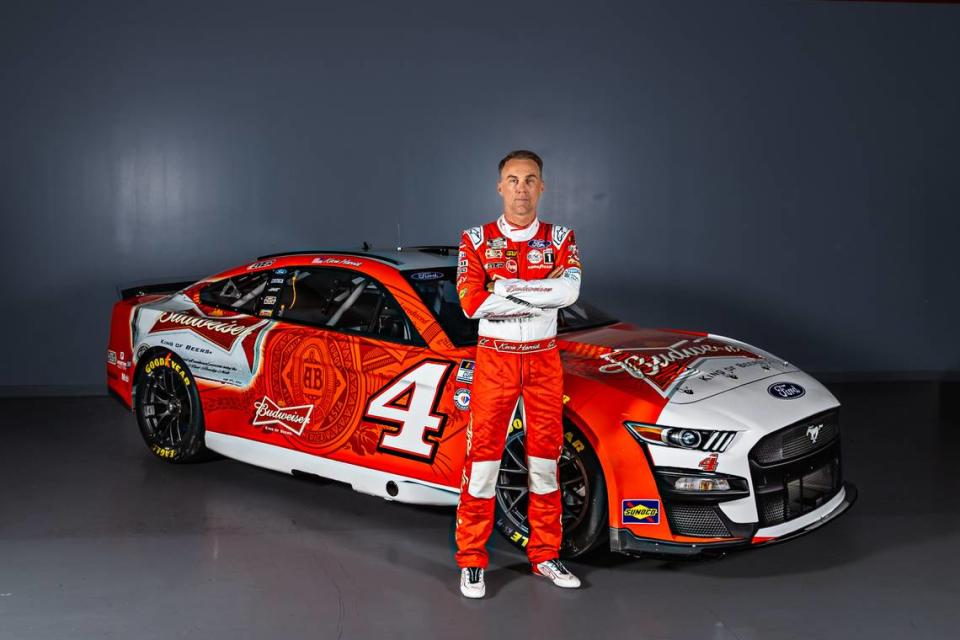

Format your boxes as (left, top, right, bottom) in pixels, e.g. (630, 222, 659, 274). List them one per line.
(622, 499, 659, 525)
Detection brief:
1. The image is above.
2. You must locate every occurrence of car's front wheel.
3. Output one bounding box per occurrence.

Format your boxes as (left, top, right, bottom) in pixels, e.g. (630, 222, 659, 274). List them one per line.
(134, 349, 208, 463)
(495, 419, 608, 558)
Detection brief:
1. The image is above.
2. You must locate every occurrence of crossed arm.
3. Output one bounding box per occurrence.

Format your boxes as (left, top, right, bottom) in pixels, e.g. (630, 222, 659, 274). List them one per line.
(457, 231, 581, 320)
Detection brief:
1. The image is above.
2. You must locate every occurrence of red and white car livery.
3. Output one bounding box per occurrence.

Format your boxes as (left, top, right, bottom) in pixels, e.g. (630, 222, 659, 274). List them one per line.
(106, 248, 855, 558)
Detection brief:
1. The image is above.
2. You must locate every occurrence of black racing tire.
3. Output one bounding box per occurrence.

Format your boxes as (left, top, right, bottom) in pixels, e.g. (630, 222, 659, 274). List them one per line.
(495, 419, 608, 558)
(134, 349, 208, 463)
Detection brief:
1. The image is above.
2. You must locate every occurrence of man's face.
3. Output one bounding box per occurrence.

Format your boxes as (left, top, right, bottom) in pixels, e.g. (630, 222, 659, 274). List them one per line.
(497, 158, 544, 218)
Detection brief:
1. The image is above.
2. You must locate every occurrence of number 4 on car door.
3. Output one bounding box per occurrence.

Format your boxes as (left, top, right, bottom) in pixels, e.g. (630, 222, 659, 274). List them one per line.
(365, 359, 454, 462)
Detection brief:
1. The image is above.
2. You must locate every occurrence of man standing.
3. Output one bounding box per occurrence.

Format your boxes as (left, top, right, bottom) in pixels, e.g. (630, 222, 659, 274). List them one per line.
(455, 150, 583, 598)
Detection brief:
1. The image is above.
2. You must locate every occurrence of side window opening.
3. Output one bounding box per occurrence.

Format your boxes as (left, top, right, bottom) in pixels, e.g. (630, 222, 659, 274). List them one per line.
(199, 272, 271, 315)
(277, 268, 422, 345)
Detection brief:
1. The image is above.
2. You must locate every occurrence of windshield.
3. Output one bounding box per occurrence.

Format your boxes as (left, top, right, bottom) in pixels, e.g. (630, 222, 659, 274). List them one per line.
(403, 268, 618, 347)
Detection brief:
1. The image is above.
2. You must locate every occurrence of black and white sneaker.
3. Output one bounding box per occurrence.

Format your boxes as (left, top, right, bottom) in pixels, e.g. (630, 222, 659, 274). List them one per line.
(460, 567, 485, 598)
(533, 559, 581, 589)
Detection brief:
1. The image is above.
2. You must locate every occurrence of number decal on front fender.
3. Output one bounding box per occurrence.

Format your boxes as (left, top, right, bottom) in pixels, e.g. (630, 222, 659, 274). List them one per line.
(365, 360, 454, 462)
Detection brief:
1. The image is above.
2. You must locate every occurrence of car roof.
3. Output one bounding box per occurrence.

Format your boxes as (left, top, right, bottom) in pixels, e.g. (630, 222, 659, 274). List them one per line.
(255, 247, 458, 271)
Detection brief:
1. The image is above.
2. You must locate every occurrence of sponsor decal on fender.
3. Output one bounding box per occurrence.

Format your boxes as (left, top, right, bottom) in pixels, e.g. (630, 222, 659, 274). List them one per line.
(143, 354, 191, 387)
(247, 260, 274, 270)
(252, 396, 314, 436)
(149, 311, 267, 353)
(622, 499, 660, 524)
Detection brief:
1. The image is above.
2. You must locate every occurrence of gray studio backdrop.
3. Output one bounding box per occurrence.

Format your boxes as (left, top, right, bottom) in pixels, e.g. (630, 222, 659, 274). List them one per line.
(1, 0, 957, 393)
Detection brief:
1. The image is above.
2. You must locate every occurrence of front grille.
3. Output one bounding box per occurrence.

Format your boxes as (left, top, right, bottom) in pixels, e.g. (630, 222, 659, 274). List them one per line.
(752, 438, 842, 527)
(666, 503, 731, 538)
(751, 409, 840, 465)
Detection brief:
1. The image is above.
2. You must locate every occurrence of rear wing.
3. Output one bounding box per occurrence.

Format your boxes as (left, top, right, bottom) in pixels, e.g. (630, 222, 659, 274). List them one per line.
(116, 278, 199, 300)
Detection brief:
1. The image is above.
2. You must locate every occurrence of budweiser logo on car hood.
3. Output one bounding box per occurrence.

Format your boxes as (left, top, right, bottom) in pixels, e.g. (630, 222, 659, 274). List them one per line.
(558, 325, 794, 402)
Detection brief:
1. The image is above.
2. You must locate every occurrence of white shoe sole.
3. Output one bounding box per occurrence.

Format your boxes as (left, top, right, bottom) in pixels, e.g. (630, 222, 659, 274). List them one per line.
(460, 586, 485, 599)
(534, 570, 581, 589)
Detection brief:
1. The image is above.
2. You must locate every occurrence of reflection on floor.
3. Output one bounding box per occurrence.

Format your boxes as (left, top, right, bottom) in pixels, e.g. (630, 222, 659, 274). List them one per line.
(0, 383, 956, 640)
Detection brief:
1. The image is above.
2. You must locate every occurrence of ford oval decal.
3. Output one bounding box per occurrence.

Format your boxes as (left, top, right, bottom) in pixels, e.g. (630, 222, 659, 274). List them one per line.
(767, 382, 806, 400)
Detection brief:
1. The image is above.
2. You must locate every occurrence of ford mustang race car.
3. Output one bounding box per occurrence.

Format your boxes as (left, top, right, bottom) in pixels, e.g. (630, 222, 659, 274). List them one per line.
(106, 247, 855, 557)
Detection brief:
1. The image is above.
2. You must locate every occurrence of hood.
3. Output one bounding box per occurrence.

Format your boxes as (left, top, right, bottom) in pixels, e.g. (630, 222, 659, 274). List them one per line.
(558, 323, 798, 405)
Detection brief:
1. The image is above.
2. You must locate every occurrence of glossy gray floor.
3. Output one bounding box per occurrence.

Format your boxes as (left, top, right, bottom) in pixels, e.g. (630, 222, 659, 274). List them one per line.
(1, 383, 957, 640)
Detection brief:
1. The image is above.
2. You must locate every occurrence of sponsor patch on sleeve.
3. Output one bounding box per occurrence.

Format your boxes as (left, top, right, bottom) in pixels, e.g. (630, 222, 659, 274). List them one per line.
(551, 225, 571, 248)
(465, 227, 483, 249)
(622, 499, 660, 525)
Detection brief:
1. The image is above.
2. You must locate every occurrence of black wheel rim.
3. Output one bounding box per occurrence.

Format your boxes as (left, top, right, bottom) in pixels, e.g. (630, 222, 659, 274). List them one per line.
(495, 430, 591, 534)
(141, 365, 192, 449)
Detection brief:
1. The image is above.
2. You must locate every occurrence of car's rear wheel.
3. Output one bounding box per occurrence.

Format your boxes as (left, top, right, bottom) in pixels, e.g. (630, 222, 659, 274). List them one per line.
(495, 420, 608, 558)
(134, 349, 208, 463)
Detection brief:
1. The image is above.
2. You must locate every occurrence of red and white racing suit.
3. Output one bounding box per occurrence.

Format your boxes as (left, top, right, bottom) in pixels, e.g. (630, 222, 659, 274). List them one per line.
(455, 214, 582, 568)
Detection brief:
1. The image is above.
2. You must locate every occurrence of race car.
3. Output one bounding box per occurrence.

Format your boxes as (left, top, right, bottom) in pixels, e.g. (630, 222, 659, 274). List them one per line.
(106, 247, 855, 557)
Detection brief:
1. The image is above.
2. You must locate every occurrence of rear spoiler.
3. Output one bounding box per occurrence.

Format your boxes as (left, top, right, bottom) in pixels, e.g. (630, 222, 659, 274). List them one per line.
(117, 278, 200, 300)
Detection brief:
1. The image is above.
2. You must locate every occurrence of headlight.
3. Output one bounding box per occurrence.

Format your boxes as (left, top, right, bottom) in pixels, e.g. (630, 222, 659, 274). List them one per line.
(624, 421, 738, 453)
(672, 477, 730, 491)
(655, 468, 750, 501)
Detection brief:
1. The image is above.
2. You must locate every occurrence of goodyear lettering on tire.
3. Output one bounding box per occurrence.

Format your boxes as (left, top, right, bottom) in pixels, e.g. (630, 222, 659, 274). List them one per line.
(143, 353, 191, 387)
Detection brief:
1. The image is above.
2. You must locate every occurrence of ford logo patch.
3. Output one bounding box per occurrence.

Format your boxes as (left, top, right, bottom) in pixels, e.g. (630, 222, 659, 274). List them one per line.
(528, 239, 551, 249)
(410, 271, 443, 281)
(768, 382, 805, 400)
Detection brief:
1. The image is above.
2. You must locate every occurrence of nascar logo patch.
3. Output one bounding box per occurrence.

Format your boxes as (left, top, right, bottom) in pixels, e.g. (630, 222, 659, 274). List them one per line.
(622, 499, 660, 524)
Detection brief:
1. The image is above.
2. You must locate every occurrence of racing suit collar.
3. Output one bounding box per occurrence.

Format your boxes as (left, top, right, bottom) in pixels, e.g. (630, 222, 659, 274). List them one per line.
(497, 214, 540, 242)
